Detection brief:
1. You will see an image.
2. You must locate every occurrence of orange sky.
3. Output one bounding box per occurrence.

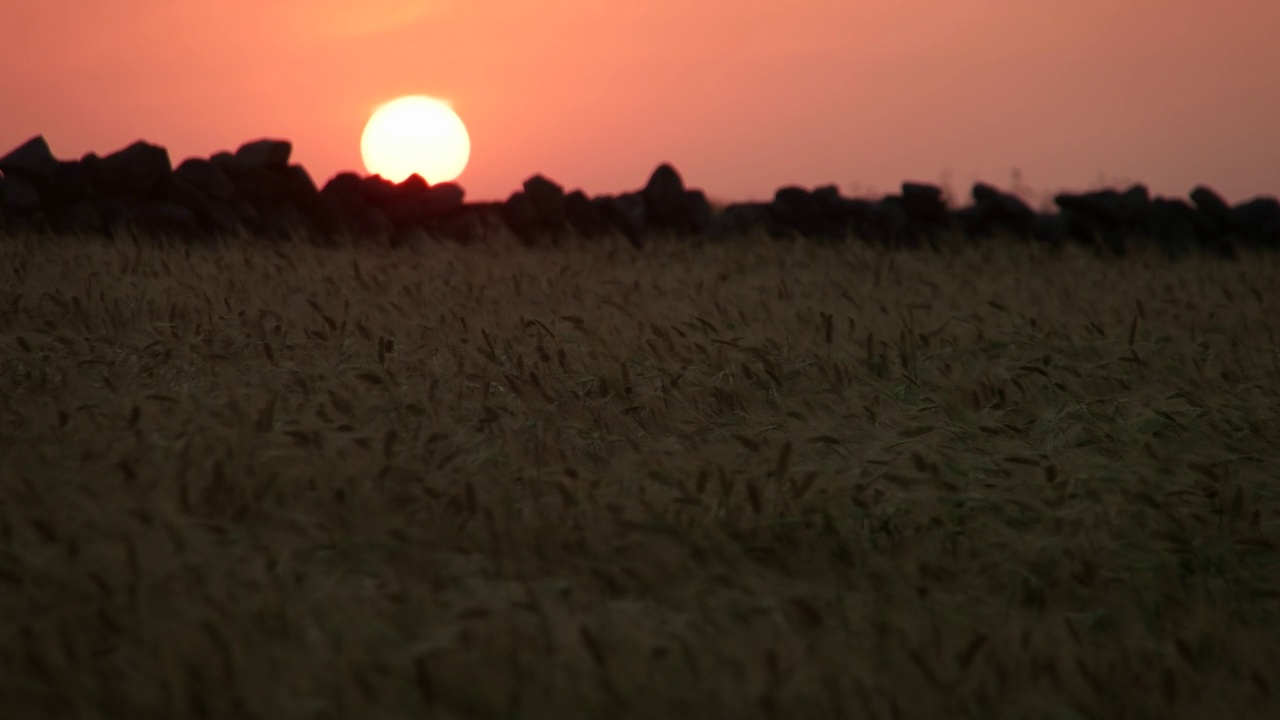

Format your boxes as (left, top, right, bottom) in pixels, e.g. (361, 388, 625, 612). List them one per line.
(4, 1, 1277, 204)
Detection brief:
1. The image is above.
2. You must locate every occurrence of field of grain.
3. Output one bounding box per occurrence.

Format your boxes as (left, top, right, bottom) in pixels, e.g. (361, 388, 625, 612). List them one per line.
(1, 232, 1277, 719)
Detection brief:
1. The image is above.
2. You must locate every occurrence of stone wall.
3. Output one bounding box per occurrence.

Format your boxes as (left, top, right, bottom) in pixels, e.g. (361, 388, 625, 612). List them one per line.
(2, 135, 1277, 256)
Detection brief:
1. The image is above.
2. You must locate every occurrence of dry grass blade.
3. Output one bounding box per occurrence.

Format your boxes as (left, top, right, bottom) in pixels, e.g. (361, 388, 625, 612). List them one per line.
(0, 234, 1276, 720)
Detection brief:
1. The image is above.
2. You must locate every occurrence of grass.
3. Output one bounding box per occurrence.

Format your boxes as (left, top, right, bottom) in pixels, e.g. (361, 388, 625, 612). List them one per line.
(1, 231, 1277, 719)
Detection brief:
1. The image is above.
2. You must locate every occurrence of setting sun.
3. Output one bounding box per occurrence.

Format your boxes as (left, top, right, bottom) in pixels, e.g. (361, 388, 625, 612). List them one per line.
(360, 95, 470, 184)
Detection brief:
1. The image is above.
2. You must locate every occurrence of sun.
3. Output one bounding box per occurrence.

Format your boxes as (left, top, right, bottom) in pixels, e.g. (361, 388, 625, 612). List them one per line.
(360, 95, 471, 184)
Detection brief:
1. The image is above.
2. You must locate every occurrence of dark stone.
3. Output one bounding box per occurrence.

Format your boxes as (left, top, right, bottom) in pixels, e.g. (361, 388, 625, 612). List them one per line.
(423, 182, 465, 217)
(642, 163, 687, 229)
(47, 160, 97, 204)
(771, 186, 825, 237)
(47, 201, 107, 236)
(280, 164, 319, 201)
(522, 174, 567, 228)
(565, 190, 608, 236)
(95, 141, 172, 197)
(711, 202, 771, 237)
(320, 173, 392, 236)
(358, 174, 399, 209)
(967, 183, 1035, 238)
(1054, 189, 1129, 253)
(175, 158, 235, 201)
(684, 189, 713, 234)
(1, 174, 44, 214)
(436, 202, 505, 242)
(1145, 197, 1202, 258)
(597, 192, 646, 247)
(1189, 185, 1231, 230)
(899, 181, 950, 233)
(234, 138, 292, 169)
(259, 202, 312, 240)
(502, 191, 542, 244)
(873, 197, 910, 245)
(373, 174, 465, 230)
(1230, 196, 1280, 248)
(0, 135, 58, 182)
(320, 172, 367, 208)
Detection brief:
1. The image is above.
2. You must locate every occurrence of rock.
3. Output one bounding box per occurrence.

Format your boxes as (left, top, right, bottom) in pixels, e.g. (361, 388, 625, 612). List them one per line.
(234, 138, 292, 169)
(0, 135, 59, 182)
(95, 140, 172, 197)
(1230, 196, 1280, 248)
(174, 158, 234, 201)
(47, 201, 110, 236)
(1054, 189, 1129, 253)
(771, 186, 824, 237)
(320, 172, 367, 208)
(967, 182, 1035, 238)
(1189, 185, 1231, 229)
(1145, 197, 1202, 258)
(522, 174, 567, 228)
(502, 191, 542, 244)
(280, 164, 319, 202)
(642, 163, 687, 229)
(358, 174, 399, 209)
(435, 202, 504, 242)
(423, 182, 465, 216)
(1, 174, 44, 215)
(597, 192, 646, 247)
(684, 189, 713, 234)
(46, 160, 97, 204)
(869, 197, 909, 245)
(899, 181, 950, 234)
(259, 202, 311, 240)
(565, 190, 607, 236)
(381, 174, 436, 228)
(711, 202, 771, 237)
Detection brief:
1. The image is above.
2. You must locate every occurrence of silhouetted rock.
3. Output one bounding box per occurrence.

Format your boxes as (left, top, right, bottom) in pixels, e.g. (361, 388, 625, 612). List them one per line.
(1, 174, 43, 215)
(684, 189, 713, 234)
(46, 201, 107, 236)
(772, 186, 824, 237)
(899, 182, 951, 243)
(642, 163, 686, 227)
(435, 202, 504, 242)
(1231, 196, 1280, 248)
(597, 192, 646, 247)
(95, 141, 172, 197)
(565, 190, 608, 236)
(376, 174, 466, 232)
(234, 138, 292, 169)
(0, 135, 58, 182)
(1189, 185, 1231, 231)
(522, 175, 567, 229)
(712, 202, 771, 237)
(502, 192, 541, 244)
(966, 183, 1035, 238)
(45, 160, 98, 204)
(423, 182, 465, 217)
(1055, 189, 1131, 253)
(174, 158, 235, 201)
(319, 172, 394, 236)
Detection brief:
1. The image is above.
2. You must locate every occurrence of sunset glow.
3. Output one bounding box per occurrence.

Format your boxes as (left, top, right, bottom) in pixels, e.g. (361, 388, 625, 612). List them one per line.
(360, 96, 470, 184)
(3, 2, 1278, 201)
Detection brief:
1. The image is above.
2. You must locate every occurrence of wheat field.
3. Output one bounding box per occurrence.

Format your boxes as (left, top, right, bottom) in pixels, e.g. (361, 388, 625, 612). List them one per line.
(1, 232, 1277, 719)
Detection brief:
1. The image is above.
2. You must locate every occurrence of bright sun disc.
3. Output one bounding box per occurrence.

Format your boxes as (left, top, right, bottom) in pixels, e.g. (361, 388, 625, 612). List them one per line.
(361, 95, 470, 184)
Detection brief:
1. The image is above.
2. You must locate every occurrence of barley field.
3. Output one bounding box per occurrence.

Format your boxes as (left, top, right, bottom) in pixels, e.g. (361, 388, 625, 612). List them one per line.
(1, 232, 1277, 719)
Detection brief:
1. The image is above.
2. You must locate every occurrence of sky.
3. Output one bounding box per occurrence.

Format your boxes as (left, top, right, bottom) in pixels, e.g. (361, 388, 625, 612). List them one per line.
(3, 0, 1278, 204)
